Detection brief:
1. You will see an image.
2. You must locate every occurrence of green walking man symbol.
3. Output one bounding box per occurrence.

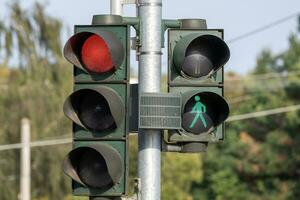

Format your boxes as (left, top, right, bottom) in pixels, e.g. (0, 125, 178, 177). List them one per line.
(189, 95, 207, 128)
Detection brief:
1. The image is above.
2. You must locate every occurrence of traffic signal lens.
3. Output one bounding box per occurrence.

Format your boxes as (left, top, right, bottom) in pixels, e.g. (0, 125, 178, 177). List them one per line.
(182, 92, 229, 134)
(64, 88, 124, 132)
(77, 90, 116, 132)
(174, 34, 230, 79)
(64, 31, 125, 77)
(81, 34, 114, 73)
(182, 53, 213, 78)
(78, 149, 113, 188)
(63, 144, 124, 191)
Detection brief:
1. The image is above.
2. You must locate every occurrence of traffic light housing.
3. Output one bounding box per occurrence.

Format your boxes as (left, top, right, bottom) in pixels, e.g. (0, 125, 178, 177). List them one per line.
(62, 15, 129, 197)
(167, 19, 230, 150)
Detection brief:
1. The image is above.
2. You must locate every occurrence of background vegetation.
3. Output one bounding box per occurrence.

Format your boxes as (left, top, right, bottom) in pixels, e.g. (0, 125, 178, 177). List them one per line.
(0, 1, 299, 199)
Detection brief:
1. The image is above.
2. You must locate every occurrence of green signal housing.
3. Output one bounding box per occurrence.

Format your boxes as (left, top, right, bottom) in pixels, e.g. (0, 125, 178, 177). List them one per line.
(167, 19, 230, 151)
(62, 15, 130, 198)
(168, 28, 229, 86)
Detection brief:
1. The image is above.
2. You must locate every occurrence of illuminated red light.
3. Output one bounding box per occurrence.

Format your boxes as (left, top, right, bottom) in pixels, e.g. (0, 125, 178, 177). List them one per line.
(81, 34, 114, 73)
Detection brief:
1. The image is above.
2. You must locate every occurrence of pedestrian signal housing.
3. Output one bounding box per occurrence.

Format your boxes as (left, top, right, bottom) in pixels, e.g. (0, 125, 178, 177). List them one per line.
(167, 19, 230, 152)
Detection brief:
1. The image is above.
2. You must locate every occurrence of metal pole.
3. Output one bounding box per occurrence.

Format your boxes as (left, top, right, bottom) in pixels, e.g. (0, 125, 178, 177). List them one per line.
(111, 0, 123, 15)
(138, 0, 162, 199)
(20, 118, 30, 200)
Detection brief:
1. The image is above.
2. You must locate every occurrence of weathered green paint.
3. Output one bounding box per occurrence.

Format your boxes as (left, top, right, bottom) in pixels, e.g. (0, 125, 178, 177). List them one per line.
(161, 19, 181, 47)
(122, 17, 140, 32)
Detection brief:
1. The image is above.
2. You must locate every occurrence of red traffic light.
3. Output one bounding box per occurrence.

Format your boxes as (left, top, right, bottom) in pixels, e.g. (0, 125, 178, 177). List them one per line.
(63, 31, 124, 75)
(81, 34, 114, 73)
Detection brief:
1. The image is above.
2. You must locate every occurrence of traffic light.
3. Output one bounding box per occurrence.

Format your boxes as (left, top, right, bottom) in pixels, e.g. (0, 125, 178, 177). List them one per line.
(62, 15, 129, 198)
(167, 19, 230, 151)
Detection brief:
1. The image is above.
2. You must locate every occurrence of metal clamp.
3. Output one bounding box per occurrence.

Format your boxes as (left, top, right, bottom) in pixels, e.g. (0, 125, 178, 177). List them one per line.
(121, 178, 141, 200)
(137, 2, 162, 7)
(162, 140, 208, 153)
(123, 0, 137, 4)
(139, 51, 163, 55)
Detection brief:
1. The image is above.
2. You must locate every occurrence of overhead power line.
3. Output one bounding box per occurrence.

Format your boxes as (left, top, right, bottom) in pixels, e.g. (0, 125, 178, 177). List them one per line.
(227, 12, 299, 43)
(228, 95, 253, 104)
(0, 138, 72, 151)
(225, 82, 287, 93)
(227, 104, 300, 122)
(1, 104, 300, 150)
(224, 70, 300, 93)
(225, 70, 300, 82)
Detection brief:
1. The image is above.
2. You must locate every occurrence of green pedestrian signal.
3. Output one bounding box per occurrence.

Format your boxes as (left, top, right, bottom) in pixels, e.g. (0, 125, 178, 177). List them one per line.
(189, 95, 207, 129)
(182, 92, 229, 134)
(167, 19, 230, 152)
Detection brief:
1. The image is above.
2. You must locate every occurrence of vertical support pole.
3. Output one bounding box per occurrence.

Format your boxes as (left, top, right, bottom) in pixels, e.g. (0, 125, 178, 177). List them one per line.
(138, 0, 162, 200)
(20, 118, 30, 200)
(111, 0, 123, 15)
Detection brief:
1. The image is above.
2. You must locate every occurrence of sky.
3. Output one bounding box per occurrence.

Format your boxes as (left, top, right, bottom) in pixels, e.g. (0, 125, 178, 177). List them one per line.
(0, 0, 300, 74)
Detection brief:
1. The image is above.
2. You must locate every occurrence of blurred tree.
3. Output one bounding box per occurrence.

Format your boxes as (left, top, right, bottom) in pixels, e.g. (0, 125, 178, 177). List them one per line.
(161, 153, 202, 200)
(0, 1, 72, 199)
(199, 19, 300, 200)
(1, 1, 300, 200)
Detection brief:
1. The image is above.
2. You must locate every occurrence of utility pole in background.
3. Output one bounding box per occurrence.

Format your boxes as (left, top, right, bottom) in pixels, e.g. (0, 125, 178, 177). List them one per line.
(20, 118, 30, 200)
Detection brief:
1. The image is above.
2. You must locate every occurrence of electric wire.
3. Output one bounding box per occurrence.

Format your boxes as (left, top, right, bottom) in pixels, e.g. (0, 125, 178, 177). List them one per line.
(227, 104, 300, 122)
(227, 95, 253, 104)
(0, 138, 72, 151)
(1, 103, 300, 150)
(227, 12, 300, 44)
(225, 70, 300, 82)
(224, 71, 294, 93)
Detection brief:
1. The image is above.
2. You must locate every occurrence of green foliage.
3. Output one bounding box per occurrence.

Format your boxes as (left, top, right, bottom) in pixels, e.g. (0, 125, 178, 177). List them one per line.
(253, 49, 277, 74)
(128, 135, 203, 200)
(1, 1, 300, 200)
(200, 21, 300, 200)
(0, 1, 72, 199)
(161, 153, 202, 200)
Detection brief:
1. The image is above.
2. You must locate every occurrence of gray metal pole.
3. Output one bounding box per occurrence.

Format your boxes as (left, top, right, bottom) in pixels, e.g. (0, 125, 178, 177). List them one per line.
(20, 118, 30, 200)
(111, 0, 123, 15)
(138, 0, 162, 199)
